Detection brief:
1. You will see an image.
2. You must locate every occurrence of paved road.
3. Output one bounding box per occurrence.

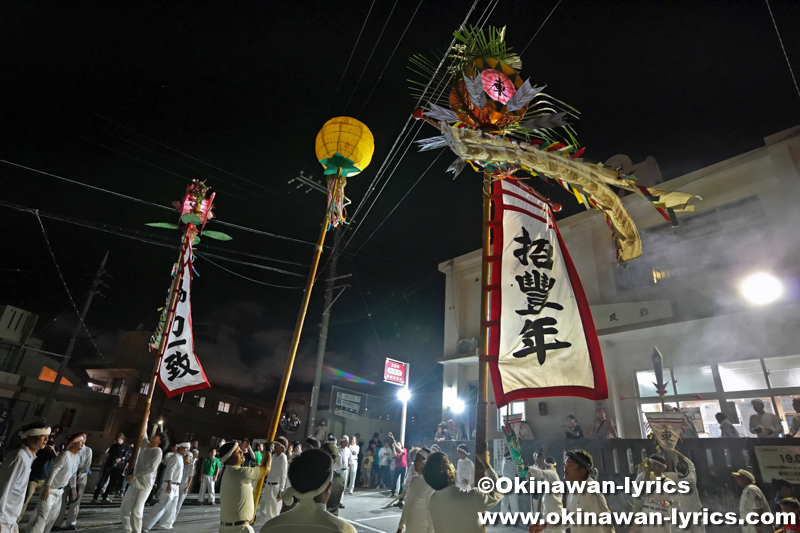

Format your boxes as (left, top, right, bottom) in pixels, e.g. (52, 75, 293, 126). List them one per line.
(18, 488, 523, 532)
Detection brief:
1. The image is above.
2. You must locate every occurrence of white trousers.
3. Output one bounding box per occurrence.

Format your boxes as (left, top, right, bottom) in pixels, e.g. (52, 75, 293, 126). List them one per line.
(55, 474, 87, 528)
(338, 469, 349, 491)
(143, 481, 179, 531)
(165, 482, 190, 528)
(121, 486, 150, 533)
(198, 475, 216, 504)
(0, 522, 19, 533)
(27, 487, 63, 533)
(347, 464, 357, 493)
(256, 484, 281, 523)
(501, 491, 519, 514)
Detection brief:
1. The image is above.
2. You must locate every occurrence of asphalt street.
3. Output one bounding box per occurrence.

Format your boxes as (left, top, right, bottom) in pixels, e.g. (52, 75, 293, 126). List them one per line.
(17, 488, 521, 532)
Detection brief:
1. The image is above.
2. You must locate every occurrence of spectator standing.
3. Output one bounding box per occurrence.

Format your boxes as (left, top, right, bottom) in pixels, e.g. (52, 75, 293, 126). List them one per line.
(334, 437, 352, 491)
(391, 443, 408, 497)
(362, 450, 374, 489)
(197, 448, 221, 505)
(0, 422, 49, 532)
(749, 399, 784, 438)
(716, 413, 741, 438)
(347, 437, 359, 494)
(253, 443, 264, 467)
(787, 399, 800, 437)
(92, 433, 126, 502)
(240, 439, 256, 467)
(563, 415, 584, 439)
(455, 444, 474, 491)
(378, 440, 394, 490)
(773, 478, 795, 512)
(590, 408, 618, 439)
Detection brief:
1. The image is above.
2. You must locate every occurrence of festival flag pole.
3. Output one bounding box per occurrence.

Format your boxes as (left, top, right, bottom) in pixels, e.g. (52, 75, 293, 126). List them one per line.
(476, 172, 493, 478)
(252, 117, 374, 516)
(128, 181, 223, 474)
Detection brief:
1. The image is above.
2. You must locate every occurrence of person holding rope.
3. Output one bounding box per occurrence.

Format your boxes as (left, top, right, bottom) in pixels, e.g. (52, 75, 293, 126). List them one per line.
(27, 433, 84, 533)
(120, 421, 168, 533)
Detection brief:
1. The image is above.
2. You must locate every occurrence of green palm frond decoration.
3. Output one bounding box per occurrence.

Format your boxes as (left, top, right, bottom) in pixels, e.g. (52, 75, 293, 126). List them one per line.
(451, 26, 521, 72)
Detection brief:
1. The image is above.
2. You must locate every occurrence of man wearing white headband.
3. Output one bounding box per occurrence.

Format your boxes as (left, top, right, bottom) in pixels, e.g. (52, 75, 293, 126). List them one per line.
(455, 444, 474, 491)
(0, 422, 49, 533)
(256, 437, 288, 524)
(165, 449, 196, 527)
(143, 441, 188, 531)
(54, 434, 93, 531)
(28, 433, 84, 533)
(219, 440, 271, 532)
(631, 453, 675, 533)
(259, 449, 356, 532)
(396, 447, 434, 533)
(120, 419, 168, 533)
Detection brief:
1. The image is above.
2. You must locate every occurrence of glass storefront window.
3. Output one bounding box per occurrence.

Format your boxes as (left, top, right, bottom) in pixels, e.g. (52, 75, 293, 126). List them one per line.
(677, 400, 720, 438)
(637, 370, 670, 398)
(718, 360, 768, 392)
(673, 365, 716, 395)
(765, 355, 800, 389)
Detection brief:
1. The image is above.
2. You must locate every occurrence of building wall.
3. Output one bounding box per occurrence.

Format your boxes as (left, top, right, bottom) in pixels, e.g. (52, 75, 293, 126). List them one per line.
(438, 126, 800, 438)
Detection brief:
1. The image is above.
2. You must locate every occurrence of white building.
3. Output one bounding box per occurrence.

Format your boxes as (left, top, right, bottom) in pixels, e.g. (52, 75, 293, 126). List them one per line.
(438, 126, 800, 440)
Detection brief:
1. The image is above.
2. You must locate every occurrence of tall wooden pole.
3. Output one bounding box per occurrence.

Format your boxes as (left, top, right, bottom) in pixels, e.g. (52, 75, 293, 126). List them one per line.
(252, 177, 335, 516)
(128, 235, 190, 475)
(475, 173, 493, 479)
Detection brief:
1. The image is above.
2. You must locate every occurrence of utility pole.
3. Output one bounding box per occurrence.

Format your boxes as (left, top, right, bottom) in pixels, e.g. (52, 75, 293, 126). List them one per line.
(41, 251, 109, 420)
(307, 226, 342, 436)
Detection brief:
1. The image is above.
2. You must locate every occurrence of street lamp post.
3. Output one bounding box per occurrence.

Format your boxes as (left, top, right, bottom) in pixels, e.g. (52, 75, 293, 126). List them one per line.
(398, 386, 411, 446)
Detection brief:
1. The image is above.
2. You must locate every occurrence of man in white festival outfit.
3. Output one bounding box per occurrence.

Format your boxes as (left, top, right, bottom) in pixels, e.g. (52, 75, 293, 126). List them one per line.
(0, 422, 50, 533)
(27, 433, 83, 533)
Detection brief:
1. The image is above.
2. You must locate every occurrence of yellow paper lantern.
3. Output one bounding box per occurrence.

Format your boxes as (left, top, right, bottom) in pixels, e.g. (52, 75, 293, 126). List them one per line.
(315, 117, 375, 176)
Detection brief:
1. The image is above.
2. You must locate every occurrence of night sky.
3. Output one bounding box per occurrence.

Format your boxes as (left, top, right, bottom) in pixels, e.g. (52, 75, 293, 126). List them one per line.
(2, 1, 799, 428)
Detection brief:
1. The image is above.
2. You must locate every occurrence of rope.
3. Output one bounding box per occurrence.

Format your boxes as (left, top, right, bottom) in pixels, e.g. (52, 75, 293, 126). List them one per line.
(33, 212, 141, 380)
(358, 0, 425, 118)
(764, 0, 800, 105)
(343, 0, 400, 114)
(0, 159, 321, 247)
(520, 0, 563, 55)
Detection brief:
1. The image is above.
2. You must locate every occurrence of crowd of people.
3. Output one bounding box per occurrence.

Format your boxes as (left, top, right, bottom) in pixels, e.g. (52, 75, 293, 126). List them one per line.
(2, 403, 800, 533)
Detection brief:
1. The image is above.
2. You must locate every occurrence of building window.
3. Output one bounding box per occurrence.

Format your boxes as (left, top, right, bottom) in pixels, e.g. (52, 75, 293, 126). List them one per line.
(217, 401, 230, 413)
(236, 406, 248, 416)
(497, 401, 525, 431)
(38, 367, 73, 386)
(672, 365, 716, 395)
(197, 396, 206, 408)
(765, 355, 800, 389)
(139, 382, 150, 395)
(718, 360, 768, 392)
(636, 369, 670, 398)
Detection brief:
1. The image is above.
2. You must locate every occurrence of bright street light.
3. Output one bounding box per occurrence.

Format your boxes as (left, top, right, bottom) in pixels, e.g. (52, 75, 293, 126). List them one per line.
(450, 398, 465, 413)
(740, 272, 783, 305)
(398, 388, 411, 403)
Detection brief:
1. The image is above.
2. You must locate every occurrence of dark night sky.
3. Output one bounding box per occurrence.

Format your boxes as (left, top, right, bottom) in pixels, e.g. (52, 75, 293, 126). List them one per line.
(2, 1, 799, 426)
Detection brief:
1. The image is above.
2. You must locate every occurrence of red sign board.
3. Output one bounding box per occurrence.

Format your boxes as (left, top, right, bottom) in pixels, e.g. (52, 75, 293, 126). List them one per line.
(384, 358, 407, 386)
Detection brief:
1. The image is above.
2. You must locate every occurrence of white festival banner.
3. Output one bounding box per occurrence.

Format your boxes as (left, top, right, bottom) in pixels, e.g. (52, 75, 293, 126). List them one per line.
(157, 241, 210, 397)
(488, 179, 607, 407)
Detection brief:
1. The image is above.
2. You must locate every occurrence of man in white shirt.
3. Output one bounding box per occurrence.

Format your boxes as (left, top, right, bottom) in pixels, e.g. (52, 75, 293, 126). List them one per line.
(666, 449, 704, 533)
(0, 422, 49, 533)
(120, 423, 167, 533)
(749, 399, 784, 438)
(786, 398, 800, 437)
(378, 441, 394, 490)
(143, 441, 188, 531)
(425, 451, 503, 533)
(561, 450, 614, 533)
(54, 438, 93, 531)
(163, 451, 195, 528)
(259, 449, 356, 532)
(256, 437, 288, 524)
(455, 444, 474, 491)
(347, 437, 359, 495)
(334, 437, 352, 491)
(28, 433, 83, 533)
(219, 441, 271, 533)
(632, 454, 679, 533)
